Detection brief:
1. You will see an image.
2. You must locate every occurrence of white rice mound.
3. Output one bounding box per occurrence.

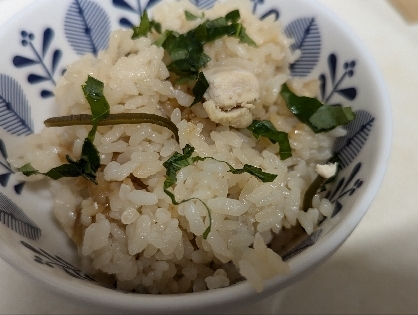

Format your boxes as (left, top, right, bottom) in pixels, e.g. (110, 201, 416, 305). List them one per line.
(9, 0, 346, 293)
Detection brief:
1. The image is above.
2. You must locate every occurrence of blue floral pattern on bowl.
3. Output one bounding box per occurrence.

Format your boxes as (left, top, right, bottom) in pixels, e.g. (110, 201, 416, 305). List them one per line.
(21, 241, 94, 280)
(13, 29, 63, 99)
(0, 0, 375, 283)
(64, 0, 111, 56)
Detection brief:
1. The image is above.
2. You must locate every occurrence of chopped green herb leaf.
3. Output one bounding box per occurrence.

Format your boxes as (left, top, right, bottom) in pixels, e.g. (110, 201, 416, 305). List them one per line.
(154, 30, 176, 47)
(228, 164, 278, 182)
(45, 163, 85, 180)
(191, 72, 209, 106)
(18, 139, 101, 183)
(150, 20, 162, 34)
(185, 10, 205, 21)
(132, 10, 151, 39)
(163, 144, 277, 196)
(163, 144, 277, 189)
(201, 201, 212, 239)
(132, 10, 161, 39)
(309, 105, 355, 131)
(237, 26, 257, 47)
(225, 10, 241, 23)
(247, 120, 292, 160)
(19, 150, 100, 183)
(19, 162, 82, 180)
(82, 76, 110, 128)
(162, 145, 210, 237)
(280, 83, 355, 133)
(70, 137, 101, 182)
(163, 144, 202, 191)
(18, 163, 42, 177)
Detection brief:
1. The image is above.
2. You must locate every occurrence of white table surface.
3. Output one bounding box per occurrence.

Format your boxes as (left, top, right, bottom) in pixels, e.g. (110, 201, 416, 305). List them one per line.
(0, 0, 417, 314)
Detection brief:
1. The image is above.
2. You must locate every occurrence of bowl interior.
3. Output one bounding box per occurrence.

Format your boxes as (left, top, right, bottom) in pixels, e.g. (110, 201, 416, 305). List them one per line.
(0, 0, 391, 312)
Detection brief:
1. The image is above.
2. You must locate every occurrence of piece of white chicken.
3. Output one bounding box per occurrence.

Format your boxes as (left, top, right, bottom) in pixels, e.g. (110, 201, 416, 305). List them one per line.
(202, 66, 260, 128)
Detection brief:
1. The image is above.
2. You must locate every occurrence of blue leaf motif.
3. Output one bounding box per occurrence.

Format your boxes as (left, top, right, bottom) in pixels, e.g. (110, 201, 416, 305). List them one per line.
(319, 73, 327, 101)
(51, 50, 63, 74)
(13, 29, 63, 98)
(0, 139, 7, 159)
(260, 9, 279, 21)
(42, 28, 54, 58)
(320, 54, 357, 104)
(188, 0, 217, 10)
(284, 17, 321, 77)
(113, 0, 141, 28)
(282, 229, 323, 261)
(14, 182, 26, 195)
(0, 173, 11, 187)
(328, 177, 344, 201)
(336, 87, 357, 101)
(332, 200, 343, 217)
(0, 74, 34, 136)
(0, 139, 12, 187)
(41, 90, 54, 98)
(328, 53, 337, 84)
(21, 241, 94, 280)
(28, 74, 49, 84)
(13, 56, 38, 68)
(120, 17, 135, 28)
(0, 193, 41, 240)
(112, 0, 165, 28)
(333, 110, 374, 169)
(250, 0, 265, 14)
(64, 0, 111, 56)
(325, 163, 363, 217)
(340, 164, 360, 195)
(113, 0, 135, 12)
(0, 139, 24, 192)
(145, 0, 161, 10)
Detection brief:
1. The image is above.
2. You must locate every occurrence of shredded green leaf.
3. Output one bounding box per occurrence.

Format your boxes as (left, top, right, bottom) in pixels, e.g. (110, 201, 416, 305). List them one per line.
(150, 20, 162, 35)
(19, 137, 101, 183)
(132, 10, 161, 39)
(280, 83, 355, 133)
(165, 144, 277, 184)
(225, 10, 240, 23)
(247, 120, 292, 160)
(228, 164, 278, 182)
(18, 163, 40, 177)
(162, 145, 211, 237)
(163, 144, 201, 191)
(191, 72, 209, 106)
(81, 76, 110, 127)
(162, 144, 277, 238)
(153, 30, 176, 47)
(163, 144, 277, 193)
(19, 139, 101, 183)
(185, 10, 205, 21)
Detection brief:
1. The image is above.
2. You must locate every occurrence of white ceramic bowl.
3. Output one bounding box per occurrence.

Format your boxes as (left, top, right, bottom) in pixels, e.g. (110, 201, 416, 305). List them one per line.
(0, 0, 391, 313)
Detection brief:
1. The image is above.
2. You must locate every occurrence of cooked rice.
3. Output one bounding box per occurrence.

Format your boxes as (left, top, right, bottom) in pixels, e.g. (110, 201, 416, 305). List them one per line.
(9, 0, 345, 293)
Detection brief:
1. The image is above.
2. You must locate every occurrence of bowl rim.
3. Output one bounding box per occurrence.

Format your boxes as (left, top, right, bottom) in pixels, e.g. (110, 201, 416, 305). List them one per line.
(0, 0, 392, 312)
